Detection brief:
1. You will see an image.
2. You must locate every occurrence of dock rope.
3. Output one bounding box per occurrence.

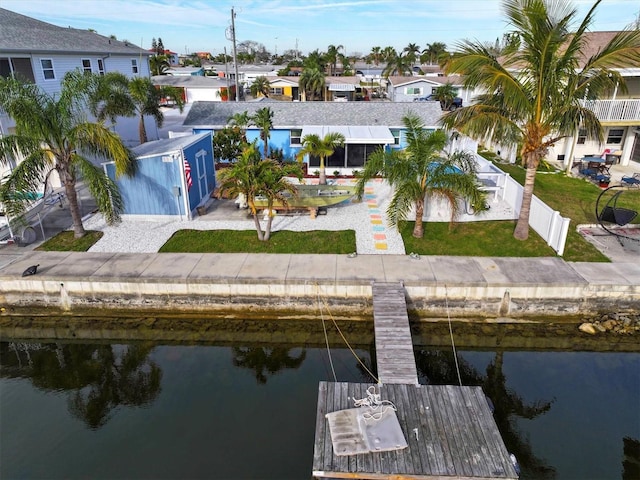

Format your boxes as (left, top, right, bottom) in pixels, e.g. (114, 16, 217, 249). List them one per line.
(353, 385, 397, 421)
(318, 290, 337, 383)
(316, 284, 380, 384)
(445, 285, 463, 387)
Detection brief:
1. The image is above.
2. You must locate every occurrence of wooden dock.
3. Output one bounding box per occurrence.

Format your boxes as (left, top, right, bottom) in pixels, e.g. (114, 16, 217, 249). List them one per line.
(372, 282, 419, 385)
(312, 382, 519, 479)
(311, 282, 518, 479)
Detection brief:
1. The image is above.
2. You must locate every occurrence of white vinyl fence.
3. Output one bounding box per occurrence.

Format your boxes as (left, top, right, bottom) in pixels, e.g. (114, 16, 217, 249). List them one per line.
(471, 152, 570, 255)
(450, 136, 571, 255)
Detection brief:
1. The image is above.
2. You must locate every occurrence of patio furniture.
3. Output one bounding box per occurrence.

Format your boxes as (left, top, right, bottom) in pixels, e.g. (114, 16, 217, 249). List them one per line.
(621, 173, 640, 188)
(579, 161, 602, 178)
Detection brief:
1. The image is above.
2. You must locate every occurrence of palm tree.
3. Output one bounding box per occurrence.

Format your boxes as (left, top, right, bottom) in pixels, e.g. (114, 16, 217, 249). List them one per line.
(149, 54, 170, 75)
(355, 113, 486, 238)
(382, 52, 413, 77)
(0, 72, 137, 238)
(228, 111, 251, 142)
(325, 44, 344, 76)
(441, 0, 640, 240)
(422, 42, 448, 65)
(304, 49, 327, 73)
(402, 42, 421, 66)
(250, 76, 271, 98)
(251, 107, 274, 158)
(216, 143, 303, 241)
(91, 72, 184, 144)
(368, 46, 382, 65)
(297, 132, 345, 185)
(431, 82, 459, 110)
(299, 68, 325, 101)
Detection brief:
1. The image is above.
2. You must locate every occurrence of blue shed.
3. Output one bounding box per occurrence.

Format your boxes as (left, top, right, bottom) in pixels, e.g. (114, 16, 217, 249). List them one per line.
(103, 132, 215, 219)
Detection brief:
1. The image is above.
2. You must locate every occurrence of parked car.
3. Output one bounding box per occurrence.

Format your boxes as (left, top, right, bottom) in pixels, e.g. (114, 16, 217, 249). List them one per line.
(414, 94, 463, 110)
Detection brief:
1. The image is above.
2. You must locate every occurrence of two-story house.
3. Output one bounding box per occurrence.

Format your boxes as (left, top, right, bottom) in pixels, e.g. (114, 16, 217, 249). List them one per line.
(0, 7, 154, 148)
(552, 32, 640, 168)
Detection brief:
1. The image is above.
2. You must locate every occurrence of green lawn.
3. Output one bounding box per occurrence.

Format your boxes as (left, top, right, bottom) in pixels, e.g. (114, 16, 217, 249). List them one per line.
(159, 229, 357, 254)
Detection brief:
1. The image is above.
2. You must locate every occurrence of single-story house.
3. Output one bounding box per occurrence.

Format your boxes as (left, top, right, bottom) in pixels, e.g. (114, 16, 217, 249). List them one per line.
(184, 101, 443, 172)
(151, 75, 231, 103)
(386, 75, 468, 103)
(102, 132, 215, 220)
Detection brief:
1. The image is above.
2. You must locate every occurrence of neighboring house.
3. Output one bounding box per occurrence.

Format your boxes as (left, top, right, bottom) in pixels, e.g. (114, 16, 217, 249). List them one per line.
(184, 101, 443, 172)
(0, 7, 155, 147)
(151, 75, 229, 103)
(102, 132, 215, 219)
(386, 76, 467, 103)
(263, 76, 300, 101)
(149, 49, 179, 66)
(549, 32, 640, 167)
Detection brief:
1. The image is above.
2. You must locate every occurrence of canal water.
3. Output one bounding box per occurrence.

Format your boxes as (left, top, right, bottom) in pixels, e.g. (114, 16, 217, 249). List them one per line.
(1, 319, 638, 480)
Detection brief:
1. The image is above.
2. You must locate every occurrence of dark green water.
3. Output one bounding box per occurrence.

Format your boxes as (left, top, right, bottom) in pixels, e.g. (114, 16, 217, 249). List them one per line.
(1, 322, 639, 480)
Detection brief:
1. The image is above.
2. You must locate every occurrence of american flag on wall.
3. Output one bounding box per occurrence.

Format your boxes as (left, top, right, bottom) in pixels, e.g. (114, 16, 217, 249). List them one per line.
(184, 159, 193, 191)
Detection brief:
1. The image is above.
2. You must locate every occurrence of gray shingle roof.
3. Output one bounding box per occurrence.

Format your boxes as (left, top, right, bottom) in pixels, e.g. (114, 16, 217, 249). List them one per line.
(184, 101, 443, 128)
(151, 75, 228, 88)
(0, 8, 149, 56)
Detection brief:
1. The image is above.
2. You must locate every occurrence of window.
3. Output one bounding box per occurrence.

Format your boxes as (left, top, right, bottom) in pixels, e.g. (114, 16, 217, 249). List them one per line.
(40, 59, 55, 80)
(0, 58, 10, 79)
(389, 129, 401, 145)
(97, 59, 105, 75)
(1, 58, 35, 82)
(606, 128, 624, 144)
(405, 87, 421, 95)
(131, 59, 138, 74)
(290, 129, 302, 146)
(270, 87, 283, 95)
(577, 129, 587, 145)
(82, 59, 92, 73)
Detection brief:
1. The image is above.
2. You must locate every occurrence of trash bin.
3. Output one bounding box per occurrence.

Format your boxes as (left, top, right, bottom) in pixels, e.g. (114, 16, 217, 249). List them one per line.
(606, 154, 619, 164)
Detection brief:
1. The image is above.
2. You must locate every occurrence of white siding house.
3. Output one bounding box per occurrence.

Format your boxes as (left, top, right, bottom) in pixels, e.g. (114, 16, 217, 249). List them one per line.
(0, 7, 154, 147)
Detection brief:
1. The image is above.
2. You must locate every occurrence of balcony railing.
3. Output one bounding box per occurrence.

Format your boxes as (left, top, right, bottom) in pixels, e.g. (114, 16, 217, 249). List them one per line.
(582, 99, 640, 122)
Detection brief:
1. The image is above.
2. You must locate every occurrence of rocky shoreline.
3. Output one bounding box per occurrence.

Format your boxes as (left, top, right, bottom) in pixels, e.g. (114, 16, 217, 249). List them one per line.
(579, 312, 640, 335)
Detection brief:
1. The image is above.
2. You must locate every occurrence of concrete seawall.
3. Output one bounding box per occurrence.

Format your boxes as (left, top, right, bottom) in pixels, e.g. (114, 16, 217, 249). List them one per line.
(1, 252, 639, 319)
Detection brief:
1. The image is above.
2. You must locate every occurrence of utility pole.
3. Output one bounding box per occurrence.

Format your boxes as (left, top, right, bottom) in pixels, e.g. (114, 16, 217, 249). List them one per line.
(230, 7, 241, 102)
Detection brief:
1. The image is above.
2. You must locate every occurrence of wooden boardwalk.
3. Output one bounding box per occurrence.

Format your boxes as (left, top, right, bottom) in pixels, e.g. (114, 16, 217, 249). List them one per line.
(372, 282, 419, 385)
(312, 382, 519, 479)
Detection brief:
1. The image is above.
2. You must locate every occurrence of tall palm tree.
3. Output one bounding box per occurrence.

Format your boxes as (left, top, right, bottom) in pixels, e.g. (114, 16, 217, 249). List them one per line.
(299, 68, 325, 101)
(216, 143, 303, 241)
(382, 52, 413, 77)
(325, 44, 344, 76)
(402, 42, 421, 66)
(250, 76, 271, 98)
(0, 72, 137, 238)
(442, 0, 640, 240)
(355, 113, 486, 238)
(297, 132, 345, 185)
(422, 42, 448, 65)
(368, 46, 382, 65)
(251, 107, 274, 158)
(91, 72, 184, 144)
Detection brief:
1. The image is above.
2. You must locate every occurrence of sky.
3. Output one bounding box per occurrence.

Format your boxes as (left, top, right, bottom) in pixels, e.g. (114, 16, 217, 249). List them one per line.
(3, 0, 639, 57)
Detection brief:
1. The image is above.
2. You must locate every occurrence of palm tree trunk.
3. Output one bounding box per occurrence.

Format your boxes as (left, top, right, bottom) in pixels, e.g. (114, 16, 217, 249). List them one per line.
(138, 114, 148, 144)
(514, 163, 538, 240)
(63, 179, 86, 238)
(319, 157, 327, 185)
(413, 198, 425, 238)
(251, 213, 265, 241)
